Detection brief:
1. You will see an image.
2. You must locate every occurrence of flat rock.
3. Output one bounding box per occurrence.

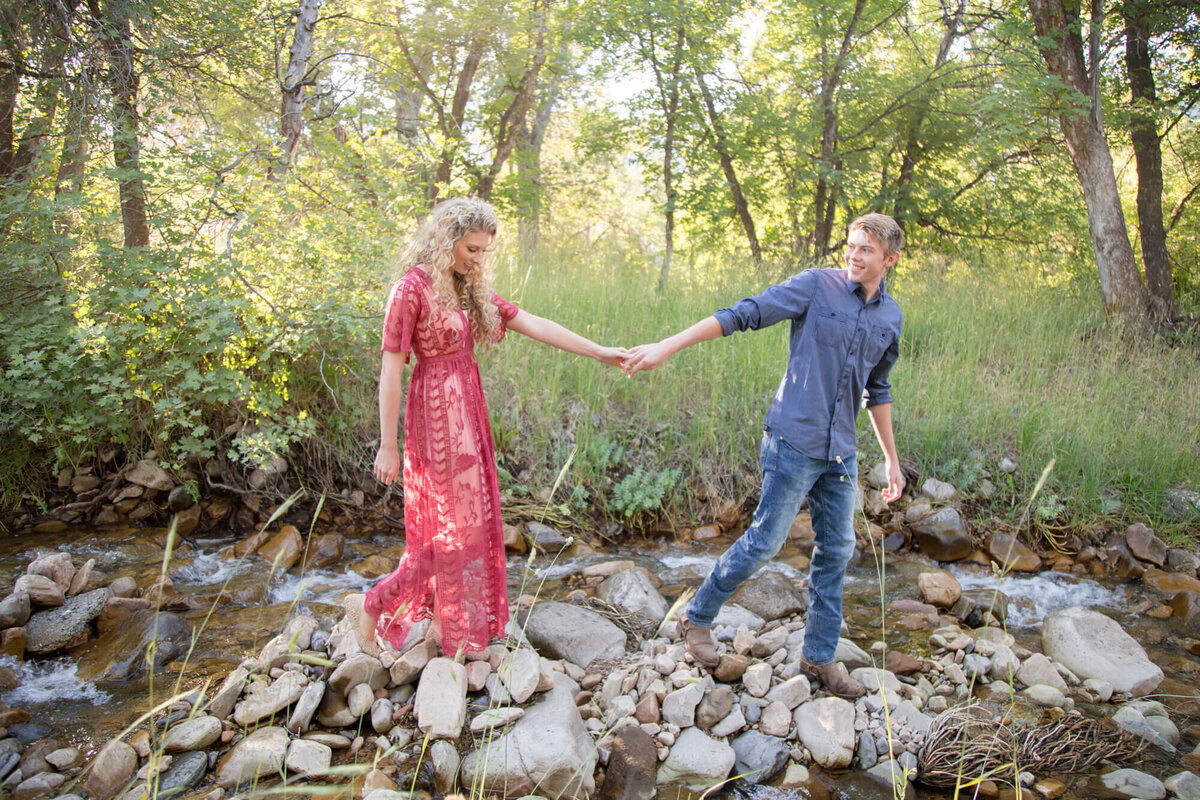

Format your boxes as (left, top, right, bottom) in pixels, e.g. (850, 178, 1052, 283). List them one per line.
(497, 648, 541, 704)
(257, 525, 303, 572)
(25, 588, 110, 653)
(1042, 606, 1162, 696)
(1143, 568, 1200, 597)
(1094, 768, 1166, 799)
(520, 601, 626, 669)
(76, 609, 191, 682)
(233, 670, 307, 727)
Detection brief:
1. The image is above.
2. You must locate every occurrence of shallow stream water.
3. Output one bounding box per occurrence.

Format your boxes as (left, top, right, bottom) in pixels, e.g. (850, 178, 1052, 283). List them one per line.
(0, 523, 1195, 799)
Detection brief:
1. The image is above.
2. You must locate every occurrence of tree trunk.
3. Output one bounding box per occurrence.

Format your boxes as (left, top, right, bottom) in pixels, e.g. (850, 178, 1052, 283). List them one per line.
(475, 0, 549, 201)
(692, 63, 761, 268)
(429, 36, 487, 203)
(278, 0, 324, 174)
(893, 0, 964, 230)
(811, 0, 865, 258)
(91, 0, 148, 247)
(1027, 0, 1152, 325)
(651, 26, 686, 294)
(1124, 6, 1176, 318)
(517, 74, 561, 264)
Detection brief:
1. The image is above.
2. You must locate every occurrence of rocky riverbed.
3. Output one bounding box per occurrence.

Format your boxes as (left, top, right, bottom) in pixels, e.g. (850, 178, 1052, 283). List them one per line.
(0, 467, 1198, 800)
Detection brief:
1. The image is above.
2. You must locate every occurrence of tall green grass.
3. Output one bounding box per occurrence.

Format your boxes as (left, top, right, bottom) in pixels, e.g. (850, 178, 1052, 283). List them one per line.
(482, 249, 1200, 540)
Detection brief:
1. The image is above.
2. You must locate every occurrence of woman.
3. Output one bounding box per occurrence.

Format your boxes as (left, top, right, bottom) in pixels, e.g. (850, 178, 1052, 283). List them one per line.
(361, 198, 627, 656)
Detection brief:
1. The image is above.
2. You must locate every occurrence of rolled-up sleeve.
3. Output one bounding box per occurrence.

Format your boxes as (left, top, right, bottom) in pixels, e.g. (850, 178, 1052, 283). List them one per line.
(863, 334, 899, 408)
(714, 271, 816, 335)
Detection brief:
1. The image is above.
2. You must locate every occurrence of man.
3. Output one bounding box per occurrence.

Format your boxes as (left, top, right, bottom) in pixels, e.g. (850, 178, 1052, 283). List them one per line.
(622, 213, 906, 698)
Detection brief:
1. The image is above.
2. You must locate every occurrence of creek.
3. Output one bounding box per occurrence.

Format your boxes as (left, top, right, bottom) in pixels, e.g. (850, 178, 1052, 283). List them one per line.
(0, 522, 1194, 799)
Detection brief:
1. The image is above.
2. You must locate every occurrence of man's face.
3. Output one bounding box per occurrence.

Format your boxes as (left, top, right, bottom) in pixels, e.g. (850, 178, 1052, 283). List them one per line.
(844, 227, 898, 290)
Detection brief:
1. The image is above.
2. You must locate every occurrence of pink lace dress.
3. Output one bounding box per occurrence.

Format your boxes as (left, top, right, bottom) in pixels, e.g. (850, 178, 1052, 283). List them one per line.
(365, 267, 518, 654)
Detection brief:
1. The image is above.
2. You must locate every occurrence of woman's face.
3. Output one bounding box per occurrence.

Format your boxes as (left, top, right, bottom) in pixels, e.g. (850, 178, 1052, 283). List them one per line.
(451, 230, 494, 276)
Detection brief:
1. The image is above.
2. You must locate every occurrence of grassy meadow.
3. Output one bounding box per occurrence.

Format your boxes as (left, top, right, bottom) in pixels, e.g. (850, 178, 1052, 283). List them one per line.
(474, 249, 1200, 541)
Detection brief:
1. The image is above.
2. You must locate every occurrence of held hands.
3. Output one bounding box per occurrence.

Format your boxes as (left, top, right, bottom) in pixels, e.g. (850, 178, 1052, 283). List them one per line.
(882, 460, 905, 503)
(620, 341, 672, 376)
(594, 345, 632, 367)
(374, 443, 401, 486)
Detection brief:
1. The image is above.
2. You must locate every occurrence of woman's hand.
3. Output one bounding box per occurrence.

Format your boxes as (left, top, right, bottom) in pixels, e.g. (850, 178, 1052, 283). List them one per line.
(595, 345, 632, 367)
(374, 443, 401, 485)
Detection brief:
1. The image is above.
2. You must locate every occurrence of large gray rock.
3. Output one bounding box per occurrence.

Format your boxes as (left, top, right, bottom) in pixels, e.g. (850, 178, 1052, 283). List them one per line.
(520, 601, 626, 669)
(460, 673, 596, 800)
(126, 459, 173, 491)
(731, 730, 790, 785)
(596, 568, 669, 623)
(730, 572, 805, 621)
(216, 727, 288, 788)
(1125, 523, 1167, 566)
(661, 683, 704, 728)
(1042, 607, 1162, 696)
(77, 609, 191, 682)
(1165, 488, 1200, 522)
(656, 727, 735, 789)
(794, 697, 856, 768)
(415, 658, 468, 740)
(329, 653, 387, 696)
(25, 588, 110, 653)
(910, 508, 972, 562)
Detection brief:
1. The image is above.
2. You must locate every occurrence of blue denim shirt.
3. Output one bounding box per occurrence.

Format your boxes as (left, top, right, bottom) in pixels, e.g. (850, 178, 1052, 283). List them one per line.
(713, 267, 902, 462)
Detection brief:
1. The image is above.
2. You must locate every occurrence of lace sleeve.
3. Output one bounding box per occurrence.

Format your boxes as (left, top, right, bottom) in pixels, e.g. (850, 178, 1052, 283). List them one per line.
(491, 292, 519, 339)
(382, 275, 422, 354)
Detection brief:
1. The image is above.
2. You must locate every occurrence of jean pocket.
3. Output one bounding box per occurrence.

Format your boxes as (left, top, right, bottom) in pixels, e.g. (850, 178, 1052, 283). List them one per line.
(759, 432, 778, 473)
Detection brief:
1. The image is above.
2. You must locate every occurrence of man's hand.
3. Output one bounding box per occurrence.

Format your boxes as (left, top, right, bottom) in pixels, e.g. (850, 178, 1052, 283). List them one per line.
(882, 460, 905, 503)
(622, 341, 673, 376)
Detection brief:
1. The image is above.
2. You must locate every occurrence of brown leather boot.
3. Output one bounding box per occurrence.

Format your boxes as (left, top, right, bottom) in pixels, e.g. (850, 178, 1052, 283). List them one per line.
(798, 655, 866, 699)
(679, 613, 720, 668)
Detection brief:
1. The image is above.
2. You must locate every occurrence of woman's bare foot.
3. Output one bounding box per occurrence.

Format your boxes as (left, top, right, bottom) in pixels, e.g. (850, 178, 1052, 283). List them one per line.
(355, 608, 380, 657)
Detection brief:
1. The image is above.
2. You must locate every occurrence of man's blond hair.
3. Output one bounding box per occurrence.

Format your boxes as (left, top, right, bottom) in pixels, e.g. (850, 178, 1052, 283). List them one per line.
(849, 213, 903, 256)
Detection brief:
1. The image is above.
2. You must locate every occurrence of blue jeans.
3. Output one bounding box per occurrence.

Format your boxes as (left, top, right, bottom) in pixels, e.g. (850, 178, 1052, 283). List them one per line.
(686, 430, 857, 665)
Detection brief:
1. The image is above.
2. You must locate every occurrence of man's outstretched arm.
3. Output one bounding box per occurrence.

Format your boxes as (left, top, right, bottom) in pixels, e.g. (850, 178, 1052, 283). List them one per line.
(622, 316, 724, 376)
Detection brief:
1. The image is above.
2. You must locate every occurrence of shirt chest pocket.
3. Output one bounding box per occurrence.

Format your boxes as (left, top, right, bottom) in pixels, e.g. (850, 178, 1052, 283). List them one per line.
(863, 328, 891, 363)
(812, 306, 854, 347)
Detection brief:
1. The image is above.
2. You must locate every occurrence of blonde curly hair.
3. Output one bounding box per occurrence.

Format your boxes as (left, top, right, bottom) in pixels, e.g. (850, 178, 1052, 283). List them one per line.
(393, 197, 503, 348)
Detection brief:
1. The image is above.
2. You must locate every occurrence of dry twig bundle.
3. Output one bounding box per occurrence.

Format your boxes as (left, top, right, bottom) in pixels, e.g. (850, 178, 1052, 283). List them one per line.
(919, 703, 1147, 788)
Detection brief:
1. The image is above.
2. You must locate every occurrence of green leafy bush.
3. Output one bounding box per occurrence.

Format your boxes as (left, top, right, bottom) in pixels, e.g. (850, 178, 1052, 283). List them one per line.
(609, 465, 682, 524)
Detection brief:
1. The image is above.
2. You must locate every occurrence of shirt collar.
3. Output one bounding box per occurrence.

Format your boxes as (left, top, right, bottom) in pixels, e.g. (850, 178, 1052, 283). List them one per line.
(842, 270, 887, 305)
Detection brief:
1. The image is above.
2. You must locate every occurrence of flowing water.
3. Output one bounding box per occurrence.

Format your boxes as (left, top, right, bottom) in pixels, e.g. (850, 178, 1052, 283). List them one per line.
(0, 523, 1194, 798)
